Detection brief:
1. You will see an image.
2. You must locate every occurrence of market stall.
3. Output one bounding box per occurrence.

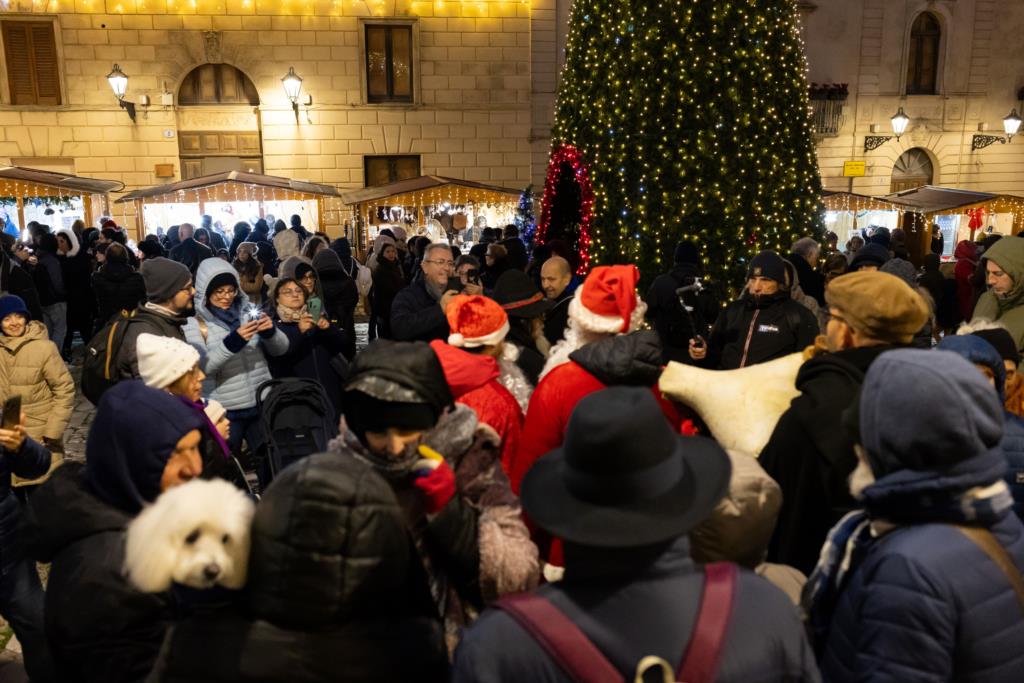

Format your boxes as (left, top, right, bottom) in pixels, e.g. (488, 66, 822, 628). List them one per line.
(0, 166, 121, 238)
(821, 191, 907, 247)
(341, 175, 525, 255)
(884, 186, 1004, 260)
(114, 171, 344, 242)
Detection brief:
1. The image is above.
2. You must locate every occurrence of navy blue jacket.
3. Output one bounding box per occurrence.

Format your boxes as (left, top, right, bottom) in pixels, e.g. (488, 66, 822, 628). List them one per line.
(390, 281, 449, 343)
(267, 317, 348, 421)
(453, 538, 820, 682)
(0, 436, 50, 571)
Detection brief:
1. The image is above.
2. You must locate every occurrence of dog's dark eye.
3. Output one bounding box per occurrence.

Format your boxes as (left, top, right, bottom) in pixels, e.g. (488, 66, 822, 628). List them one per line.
(185, 529, 200, 545)
(221, 534, 230, 544)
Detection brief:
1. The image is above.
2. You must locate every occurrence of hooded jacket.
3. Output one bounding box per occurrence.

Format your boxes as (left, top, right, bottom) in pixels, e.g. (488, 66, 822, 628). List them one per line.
(819, 350, 1024, 683)
(430, 341, 524, 476)
(513, 331, 684, 566)
(183, 260, 289, 411)
(23, 383, 203, 682)
(273, 228, 302, 261)
(644, 263, 719, 364)
(453, 537, 820, 683)
(92, 260, 147, 327)
(974, 236, 1024, 351)
(312, 248, 358, 359)
(705, 290, 819, 370)
(0, 320, 75, 441)
(759, 345, 893, 574)
(56, 228, 92, 307)
(147, 453, 449, 682)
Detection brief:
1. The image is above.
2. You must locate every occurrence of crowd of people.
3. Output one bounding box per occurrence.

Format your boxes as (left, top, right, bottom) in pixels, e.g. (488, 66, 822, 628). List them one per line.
(0, 212, 1023, 682)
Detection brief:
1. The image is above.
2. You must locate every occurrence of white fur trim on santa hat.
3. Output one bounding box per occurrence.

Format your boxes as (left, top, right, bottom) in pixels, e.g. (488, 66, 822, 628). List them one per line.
(448, 319, 511, 348)
(136, 333, 201, 390)
(567, 286, 648, 336)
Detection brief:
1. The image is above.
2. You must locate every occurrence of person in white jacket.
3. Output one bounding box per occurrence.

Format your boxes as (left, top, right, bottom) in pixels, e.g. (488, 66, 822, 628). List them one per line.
(183, 259, 288, 487)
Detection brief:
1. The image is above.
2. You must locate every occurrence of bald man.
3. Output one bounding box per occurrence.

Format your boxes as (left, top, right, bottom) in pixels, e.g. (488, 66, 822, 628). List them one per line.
(541, 256, 574, 345)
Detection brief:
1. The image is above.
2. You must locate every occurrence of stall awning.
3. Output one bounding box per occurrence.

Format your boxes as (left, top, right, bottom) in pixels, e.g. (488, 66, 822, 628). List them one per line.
(925, 193, 1024, 217)
(883, 186, 996, 214)
(822, 190, 905, 213)
(114, 171, 342, 204)
(341, 175, 522, 208)
(0, 166, 123, 196)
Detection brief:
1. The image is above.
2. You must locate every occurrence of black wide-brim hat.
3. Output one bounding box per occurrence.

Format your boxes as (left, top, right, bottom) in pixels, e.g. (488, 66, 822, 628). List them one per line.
(521, 386, 732, 548)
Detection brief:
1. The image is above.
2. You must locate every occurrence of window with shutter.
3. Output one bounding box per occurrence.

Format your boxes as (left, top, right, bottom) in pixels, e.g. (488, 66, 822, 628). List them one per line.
(1, 21, 61, 106)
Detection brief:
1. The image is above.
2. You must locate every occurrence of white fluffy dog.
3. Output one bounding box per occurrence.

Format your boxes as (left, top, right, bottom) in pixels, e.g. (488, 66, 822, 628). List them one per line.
(124, 479, 255, 592)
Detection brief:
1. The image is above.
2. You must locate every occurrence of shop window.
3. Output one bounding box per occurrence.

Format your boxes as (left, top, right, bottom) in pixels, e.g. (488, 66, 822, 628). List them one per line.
(365, 25, 413, 103)
(364, 155, 421, 187)
(1, 21, 61, 106)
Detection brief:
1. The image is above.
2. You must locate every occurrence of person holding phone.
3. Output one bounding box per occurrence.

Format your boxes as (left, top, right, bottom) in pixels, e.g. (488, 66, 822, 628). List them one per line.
(0, 295, 75, 492)
(391, 243, 482, 343)
(0, 405, 56, 681)
(183, 260, 289, 488)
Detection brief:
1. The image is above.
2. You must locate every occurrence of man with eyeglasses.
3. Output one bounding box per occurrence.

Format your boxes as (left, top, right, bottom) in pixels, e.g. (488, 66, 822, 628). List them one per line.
(391, 242, 481, 342)
(114, 257, 197, 380)
(758, 270, 930, 575)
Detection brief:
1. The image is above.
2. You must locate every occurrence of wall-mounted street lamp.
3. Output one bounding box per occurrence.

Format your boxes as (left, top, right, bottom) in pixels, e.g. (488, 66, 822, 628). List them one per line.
(282, 67, 312, 123)
(107, 64, 136, 123)
(864, 107, 910, 152)
(973, 109, 1023, 151)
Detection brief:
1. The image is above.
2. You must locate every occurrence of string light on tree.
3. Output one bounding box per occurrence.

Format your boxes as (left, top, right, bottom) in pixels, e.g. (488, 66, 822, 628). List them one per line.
(543, 0, 825, 292)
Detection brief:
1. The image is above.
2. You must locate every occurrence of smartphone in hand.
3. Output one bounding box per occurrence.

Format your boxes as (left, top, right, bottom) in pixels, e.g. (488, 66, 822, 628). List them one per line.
(447, 276, 464, 293)
(1, 395, 22, 430)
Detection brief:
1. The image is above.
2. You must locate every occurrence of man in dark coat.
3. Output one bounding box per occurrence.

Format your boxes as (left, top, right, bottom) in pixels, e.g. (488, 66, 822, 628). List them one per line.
(24, 381, 205, 683)
(169, 223, 214, 277)
(805, 350, 1024, 682)
(760, 271, 929, 574)
(645, 240, 719, 364)
(690, 251, 819, 370)
(470, 227, 496, 263)
(0, 235, 43, 320)
(114, 258, 195, 380)
(788, 237, 825, 306)
(391, 243, 479, 342)
(500, 225, 529, 271)
(540, 255, 574, 345)
(454, 387, 820, 682)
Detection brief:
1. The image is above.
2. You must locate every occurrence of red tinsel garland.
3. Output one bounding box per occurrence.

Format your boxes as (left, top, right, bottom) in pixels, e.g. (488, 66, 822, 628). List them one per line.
(538, 144, 594, 275)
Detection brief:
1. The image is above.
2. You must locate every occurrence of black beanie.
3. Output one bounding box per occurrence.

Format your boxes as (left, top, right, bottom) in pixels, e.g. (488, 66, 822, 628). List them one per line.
(206, 272, 238, 301)
(344, 390, 439, 439)
(971, 328, 1021, 367)
(674, 240, 700, 267)
(747, 251, 787, 284)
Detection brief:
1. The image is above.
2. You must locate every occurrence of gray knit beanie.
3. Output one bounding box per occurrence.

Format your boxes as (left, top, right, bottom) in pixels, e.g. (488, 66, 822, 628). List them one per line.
(141, 257, 191, 303)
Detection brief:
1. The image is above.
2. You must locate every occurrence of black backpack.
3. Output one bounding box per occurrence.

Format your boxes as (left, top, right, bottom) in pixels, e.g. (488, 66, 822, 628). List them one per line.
(81, 310, 138, 405)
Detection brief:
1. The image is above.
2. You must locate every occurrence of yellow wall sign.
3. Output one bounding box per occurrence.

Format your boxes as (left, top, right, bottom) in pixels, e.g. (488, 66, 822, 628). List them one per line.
(843, 161, 867, 177)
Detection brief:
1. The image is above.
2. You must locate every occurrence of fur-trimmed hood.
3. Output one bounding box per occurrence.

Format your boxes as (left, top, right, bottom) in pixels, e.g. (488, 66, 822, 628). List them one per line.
(56, 227, 80, 258)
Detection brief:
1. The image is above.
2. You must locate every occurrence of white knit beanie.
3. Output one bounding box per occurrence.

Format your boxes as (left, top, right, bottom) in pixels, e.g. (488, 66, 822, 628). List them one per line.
(136, 333, 201, 390)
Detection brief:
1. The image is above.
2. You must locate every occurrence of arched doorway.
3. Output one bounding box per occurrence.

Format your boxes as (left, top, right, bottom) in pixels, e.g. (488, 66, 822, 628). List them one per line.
(890, 148, 934, 193)
(176, 64, 263, 180)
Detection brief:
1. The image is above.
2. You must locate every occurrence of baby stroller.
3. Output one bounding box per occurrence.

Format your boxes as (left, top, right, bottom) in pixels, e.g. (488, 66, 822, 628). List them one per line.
(257, 378, 339, 483)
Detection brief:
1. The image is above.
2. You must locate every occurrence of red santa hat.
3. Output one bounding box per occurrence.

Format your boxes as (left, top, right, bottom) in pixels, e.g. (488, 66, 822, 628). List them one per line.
(446, 294, 510, 348)
(569, 264, 645, 334)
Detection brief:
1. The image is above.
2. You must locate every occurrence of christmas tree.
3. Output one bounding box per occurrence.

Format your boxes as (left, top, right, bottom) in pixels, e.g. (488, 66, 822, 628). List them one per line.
(514, 184, 537, 244)
(538, 0, 824, 290)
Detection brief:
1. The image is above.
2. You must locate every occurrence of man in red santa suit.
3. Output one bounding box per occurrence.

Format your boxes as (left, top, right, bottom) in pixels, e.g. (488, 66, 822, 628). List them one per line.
(512, 264, 682, 496)
(430, 295, 525, 477)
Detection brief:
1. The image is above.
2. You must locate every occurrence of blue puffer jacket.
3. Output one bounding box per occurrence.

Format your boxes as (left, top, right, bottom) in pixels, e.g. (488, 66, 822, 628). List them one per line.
(820, 349, 1024, 682)
(184, 260, 288, 410)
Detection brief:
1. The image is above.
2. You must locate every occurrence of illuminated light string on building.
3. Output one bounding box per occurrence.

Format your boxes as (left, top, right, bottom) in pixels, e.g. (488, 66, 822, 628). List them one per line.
(0, 0, 528, 14)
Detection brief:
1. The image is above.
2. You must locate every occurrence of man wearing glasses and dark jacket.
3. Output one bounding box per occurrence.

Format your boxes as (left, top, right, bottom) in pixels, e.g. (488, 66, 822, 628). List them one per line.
(391, 243, 482, 342)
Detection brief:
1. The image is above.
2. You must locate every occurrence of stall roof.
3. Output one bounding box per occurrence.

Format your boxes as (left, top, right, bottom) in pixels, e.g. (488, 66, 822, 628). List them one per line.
(883, 186, 996, 214)
(115, 171, 342, 204)
(0, 166, 123, 195)
(821, 190, 905, 213)
(341, 175, 522, 207)
(927, 193, 1024, 217)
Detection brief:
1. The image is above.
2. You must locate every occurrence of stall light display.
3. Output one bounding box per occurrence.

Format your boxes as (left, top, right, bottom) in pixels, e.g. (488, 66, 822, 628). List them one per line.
(545, 0, 824, 290)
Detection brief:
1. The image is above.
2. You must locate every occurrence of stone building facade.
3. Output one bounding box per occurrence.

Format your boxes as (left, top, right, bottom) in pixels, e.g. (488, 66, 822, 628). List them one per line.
(0, 0, 561, 236)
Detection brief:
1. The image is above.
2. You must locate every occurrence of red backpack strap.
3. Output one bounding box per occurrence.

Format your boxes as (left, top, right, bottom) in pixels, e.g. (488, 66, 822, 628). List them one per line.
(494, 593, 625, 683)
(677, 562, 737, 683)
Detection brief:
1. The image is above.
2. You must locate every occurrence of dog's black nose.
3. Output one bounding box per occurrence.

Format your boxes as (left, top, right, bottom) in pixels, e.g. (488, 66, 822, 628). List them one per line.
(203, 564, 221, 580)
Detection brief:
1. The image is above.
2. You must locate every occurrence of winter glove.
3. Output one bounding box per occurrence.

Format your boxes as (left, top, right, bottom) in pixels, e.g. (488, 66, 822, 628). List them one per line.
(412, 445, 456, 514)
(223, 330, 248, 353)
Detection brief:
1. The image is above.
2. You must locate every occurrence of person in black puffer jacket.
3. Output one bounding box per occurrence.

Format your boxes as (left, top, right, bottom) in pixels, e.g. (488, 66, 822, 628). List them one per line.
(0, 234, 43, 321)
(645, 241, 720, 364)
(312, 248, 358, 360)
(91, 243, 147, 331)
(23, 381, 206, 683)
(147, 452, 449, 683)
(691, 251, 819, 370)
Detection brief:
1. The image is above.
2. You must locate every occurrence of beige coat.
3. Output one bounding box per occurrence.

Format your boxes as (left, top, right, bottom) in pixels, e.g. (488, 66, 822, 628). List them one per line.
(0, 321, 75, 442)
